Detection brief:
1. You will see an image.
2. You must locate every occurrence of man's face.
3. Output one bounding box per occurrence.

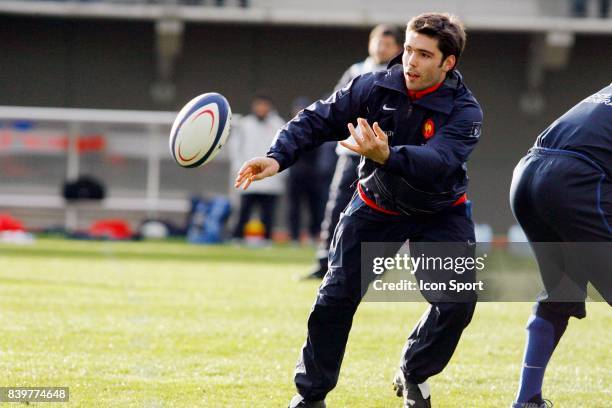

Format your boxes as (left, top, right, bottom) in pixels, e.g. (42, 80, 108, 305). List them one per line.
(252, 99, 272, 119)
(402, 30, 456, 91)
(369, 35, 402, 65)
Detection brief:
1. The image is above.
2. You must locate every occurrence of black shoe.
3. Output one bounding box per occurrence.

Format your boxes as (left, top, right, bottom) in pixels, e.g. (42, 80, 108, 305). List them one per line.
(288, 394, 326, 408)
(393, 371, 431, 408)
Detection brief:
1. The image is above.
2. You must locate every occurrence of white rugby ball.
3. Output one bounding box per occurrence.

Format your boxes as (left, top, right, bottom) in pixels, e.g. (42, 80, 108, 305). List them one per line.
(169, 92, 232, 168)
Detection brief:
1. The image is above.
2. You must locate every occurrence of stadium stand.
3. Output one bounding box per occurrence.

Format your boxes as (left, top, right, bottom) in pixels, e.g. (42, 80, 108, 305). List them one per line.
(1, 0, 611, 29)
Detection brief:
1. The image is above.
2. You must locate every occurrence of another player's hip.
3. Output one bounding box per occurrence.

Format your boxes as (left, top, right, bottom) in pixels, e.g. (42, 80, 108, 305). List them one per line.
(511, 147, 611, 236)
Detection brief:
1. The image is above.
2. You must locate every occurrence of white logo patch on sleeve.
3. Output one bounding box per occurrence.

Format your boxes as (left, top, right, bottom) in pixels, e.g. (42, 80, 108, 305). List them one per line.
(470, 122, 482, 138)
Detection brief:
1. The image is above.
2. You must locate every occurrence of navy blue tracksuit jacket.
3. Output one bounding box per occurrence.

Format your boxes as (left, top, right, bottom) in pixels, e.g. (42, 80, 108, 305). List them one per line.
(268, 57, 483, 215)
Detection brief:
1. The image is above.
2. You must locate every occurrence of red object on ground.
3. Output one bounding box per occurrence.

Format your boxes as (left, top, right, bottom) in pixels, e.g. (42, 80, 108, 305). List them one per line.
(89, 219, 133, 240)
(0, 213, 25, 231)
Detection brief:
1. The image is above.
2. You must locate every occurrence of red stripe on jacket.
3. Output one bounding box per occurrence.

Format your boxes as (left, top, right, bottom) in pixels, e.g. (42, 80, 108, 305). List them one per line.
(357, 183, 467, 215)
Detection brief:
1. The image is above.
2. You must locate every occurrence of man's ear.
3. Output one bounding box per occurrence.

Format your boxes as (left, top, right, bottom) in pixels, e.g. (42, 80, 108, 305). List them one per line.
(442, 55, 456, 72)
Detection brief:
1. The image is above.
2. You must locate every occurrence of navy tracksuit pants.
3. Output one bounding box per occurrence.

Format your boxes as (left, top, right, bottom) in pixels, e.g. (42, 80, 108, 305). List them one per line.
(510, 147, 612, 319)
(295, 194, 477, 401)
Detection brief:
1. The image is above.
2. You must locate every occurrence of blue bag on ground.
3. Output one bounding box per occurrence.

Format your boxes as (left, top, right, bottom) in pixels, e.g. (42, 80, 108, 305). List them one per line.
(187, 197, 231, 244)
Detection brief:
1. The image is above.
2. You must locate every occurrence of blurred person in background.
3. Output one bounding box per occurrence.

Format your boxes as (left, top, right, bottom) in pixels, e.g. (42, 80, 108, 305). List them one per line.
(286, 97, 335, 245)
(306, 23, 404, 278)
(230, 94, 285, 242)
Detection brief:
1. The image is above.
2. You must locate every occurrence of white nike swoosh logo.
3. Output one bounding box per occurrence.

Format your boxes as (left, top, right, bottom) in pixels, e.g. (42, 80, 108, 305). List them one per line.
(382, 104, 396, 111)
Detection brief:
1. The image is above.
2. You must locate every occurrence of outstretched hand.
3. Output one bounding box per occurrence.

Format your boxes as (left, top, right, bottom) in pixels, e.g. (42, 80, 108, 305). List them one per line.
(339, 117, 390, 165)
(234, 157, 280, 190)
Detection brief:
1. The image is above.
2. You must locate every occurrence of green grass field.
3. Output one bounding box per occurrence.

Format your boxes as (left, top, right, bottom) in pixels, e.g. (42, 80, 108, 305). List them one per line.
(0, 238, 609, 407)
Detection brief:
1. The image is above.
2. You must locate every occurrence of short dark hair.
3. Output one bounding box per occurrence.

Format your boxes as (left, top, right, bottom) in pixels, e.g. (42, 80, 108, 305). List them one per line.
(253, 92, 273, 104)
(407, 13, 466, 68)
(369, 24, 403, 47)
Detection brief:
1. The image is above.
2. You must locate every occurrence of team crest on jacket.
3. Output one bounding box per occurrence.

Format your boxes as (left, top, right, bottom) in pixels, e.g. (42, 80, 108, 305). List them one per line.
(422, 118, 435, 139)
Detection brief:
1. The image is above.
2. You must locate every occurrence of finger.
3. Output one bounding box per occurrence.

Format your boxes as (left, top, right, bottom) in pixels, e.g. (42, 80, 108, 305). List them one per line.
(236, 167, 250, 179)
(339, 140, 362, 154)
(357, 118, 374, 141)
(237, 170, 252, 183)
(237, 162, 253, 175)
(235, 175, 247, 189)
(242, 176, 253, 190)
(372, 122, 388, 142)
(235, 167, 255, 187)
(234, 172, 244, 187)
(347, 123, 364, 146)
(235, 168, 252, 184)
